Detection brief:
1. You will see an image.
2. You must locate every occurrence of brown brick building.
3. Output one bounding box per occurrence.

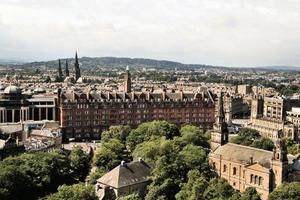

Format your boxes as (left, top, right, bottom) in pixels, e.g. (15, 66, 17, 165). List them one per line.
(58, 68, 215, 140)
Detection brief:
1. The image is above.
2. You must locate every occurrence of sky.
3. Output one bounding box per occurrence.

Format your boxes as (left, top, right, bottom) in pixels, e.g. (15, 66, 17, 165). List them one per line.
(0, 0, 300, 67)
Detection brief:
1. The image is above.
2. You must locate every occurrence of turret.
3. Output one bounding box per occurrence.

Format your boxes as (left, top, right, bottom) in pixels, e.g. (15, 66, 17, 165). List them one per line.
(124, 65, 131, 93)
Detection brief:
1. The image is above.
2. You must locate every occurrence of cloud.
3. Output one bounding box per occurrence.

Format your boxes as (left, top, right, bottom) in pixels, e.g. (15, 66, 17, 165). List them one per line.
(0, 0, 299, 67)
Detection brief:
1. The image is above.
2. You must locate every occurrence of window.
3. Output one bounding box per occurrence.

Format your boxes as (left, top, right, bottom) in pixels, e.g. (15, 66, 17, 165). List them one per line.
(254, 176, 258, 184)
(233, 167, 237, 175)
(223, 165, 227, 173)
(259, 177, 263, 186)
(250, 174, 253, 183)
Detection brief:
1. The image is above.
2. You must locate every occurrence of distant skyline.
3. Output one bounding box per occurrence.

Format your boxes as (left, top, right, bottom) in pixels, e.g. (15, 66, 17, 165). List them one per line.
(0, 0, 300, 67)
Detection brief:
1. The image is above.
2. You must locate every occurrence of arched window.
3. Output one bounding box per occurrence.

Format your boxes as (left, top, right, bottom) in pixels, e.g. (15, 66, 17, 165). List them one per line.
(250, 174, 253, 183)
(259, 177, 263, 186)
(223, 165, 227, 172)
(233, 167, 237, 175)
(254, 176, 258, 184)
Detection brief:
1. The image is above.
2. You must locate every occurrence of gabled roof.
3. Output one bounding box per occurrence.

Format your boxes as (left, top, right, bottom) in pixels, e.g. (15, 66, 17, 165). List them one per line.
(97, 160, 151, 188)
(212, 143, 296, 167)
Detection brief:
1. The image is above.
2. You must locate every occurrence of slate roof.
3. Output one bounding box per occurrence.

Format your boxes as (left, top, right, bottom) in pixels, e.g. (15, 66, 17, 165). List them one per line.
(97, 160, 151, 188)
(212, 143, 296, 167)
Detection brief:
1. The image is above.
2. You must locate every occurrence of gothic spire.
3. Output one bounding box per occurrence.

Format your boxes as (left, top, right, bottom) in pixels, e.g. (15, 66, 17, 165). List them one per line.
(58, 59, 63, 80)
(74, 51, 81, 81)
(65, 59, 69, 77)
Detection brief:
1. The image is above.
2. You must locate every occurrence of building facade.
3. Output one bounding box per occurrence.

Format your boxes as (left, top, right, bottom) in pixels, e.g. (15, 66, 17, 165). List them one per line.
(209, 94, 300, 200)
(59, 89, 215, 140)
(0, 85, 58, 123)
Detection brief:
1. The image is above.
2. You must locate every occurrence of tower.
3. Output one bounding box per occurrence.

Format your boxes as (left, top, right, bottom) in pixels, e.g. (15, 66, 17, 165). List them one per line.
(73, 51, 81, 81)
(251, 95, 264, 121)
(210, 92, 228, 151)
(58, 59, 63, 81)
(124, 65, 131, 93)
(65, 59, 69, 77)
(271, 139, 288, 189)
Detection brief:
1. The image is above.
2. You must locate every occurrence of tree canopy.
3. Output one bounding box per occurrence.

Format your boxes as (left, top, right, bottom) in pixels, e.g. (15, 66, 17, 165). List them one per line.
(230, 128, 274, 151)
(46, 183, 97, 200)
(269, 182, 300, 200)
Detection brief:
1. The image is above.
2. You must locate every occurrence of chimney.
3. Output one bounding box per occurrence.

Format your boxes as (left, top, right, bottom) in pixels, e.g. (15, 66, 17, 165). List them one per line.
(121, 160, 126, 166)
(250, 156, 253, 164)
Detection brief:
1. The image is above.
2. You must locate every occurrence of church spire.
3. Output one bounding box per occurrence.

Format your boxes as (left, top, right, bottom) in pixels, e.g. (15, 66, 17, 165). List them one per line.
(73, 51, 81, 81)
(210, 92, 228, 151)
(58, 59, 63, 80)
(65, 59, 69, 77)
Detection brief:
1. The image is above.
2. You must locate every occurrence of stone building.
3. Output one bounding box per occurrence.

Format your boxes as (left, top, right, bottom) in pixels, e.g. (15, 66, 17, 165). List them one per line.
(209, 94, 300, 200)
(0, 85, 58, 123)
(247, 96, 299, 140)
(95, 159, 151, 199)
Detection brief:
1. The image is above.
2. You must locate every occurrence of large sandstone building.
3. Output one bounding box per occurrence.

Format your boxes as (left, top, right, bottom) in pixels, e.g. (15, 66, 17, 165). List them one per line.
(248, 96, 300, 141)
(209, 94, 300, 200)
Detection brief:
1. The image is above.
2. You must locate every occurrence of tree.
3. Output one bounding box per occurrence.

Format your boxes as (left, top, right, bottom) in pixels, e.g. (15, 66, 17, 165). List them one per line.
(230, 128, 274, 151)
(250, 138, 274, 151)
(203, 178, 239, 200)
(179, 144, 207, 171)
(116, 193, 142, 200)
(46, 183, 97, 200)
(145, 140, 187, 200)
(282, 137, 298, 155)
(240, 187, 261, 200)
(93, 139, 130, 171)
(269, 182, 300, 200)
(69, 146, 91, 181)
(175, 170, 208, 200)
(0, 150, 78, 200)
(101, 125, 131, 144)
(0, 165, 34, 200)
(178, 124, 209, 148)
(132, 138, 161, 163)
(126, 121, 179, 151)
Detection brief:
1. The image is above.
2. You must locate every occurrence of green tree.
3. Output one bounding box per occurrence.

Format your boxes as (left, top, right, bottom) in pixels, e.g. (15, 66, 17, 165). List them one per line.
(46, 183, 97, 200)
(250, 138, 274, 151)
(126, 121, 179, 151)
(178, 124, 209, 148)
(179, 144, 207, 171)
(93, 139, 130, 171)
(145, 140, 187, 200)
(116, 193, 142, 200)
(0, 165, 34, 200)
(269, 182, 300, 200)
(282, 137, 299, 155)
(101, 125, 131, 144)
(203, 178, 239, 200)
(240, 187, 261, 200)
(175, 170, 208, 200)
(69, 146, 91, 181)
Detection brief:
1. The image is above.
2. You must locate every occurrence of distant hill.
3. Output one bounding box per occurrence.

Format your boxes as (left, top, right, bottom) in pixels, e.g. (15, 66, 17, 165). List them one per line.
(3, 56, 300, 72)
(6, 57, 216, 70)
(255, 66, 300, 71)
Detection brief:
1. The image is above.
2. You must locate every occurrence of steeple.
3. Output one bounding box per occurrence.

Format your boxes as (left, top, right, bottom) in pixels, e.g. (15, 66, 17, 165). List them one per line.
(73, 51, 81, 81)
(65, 59, 69, 77)
(210, 92, 228, 151)
(58, 59, 63, 80)
(124, 65, 131, 93)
